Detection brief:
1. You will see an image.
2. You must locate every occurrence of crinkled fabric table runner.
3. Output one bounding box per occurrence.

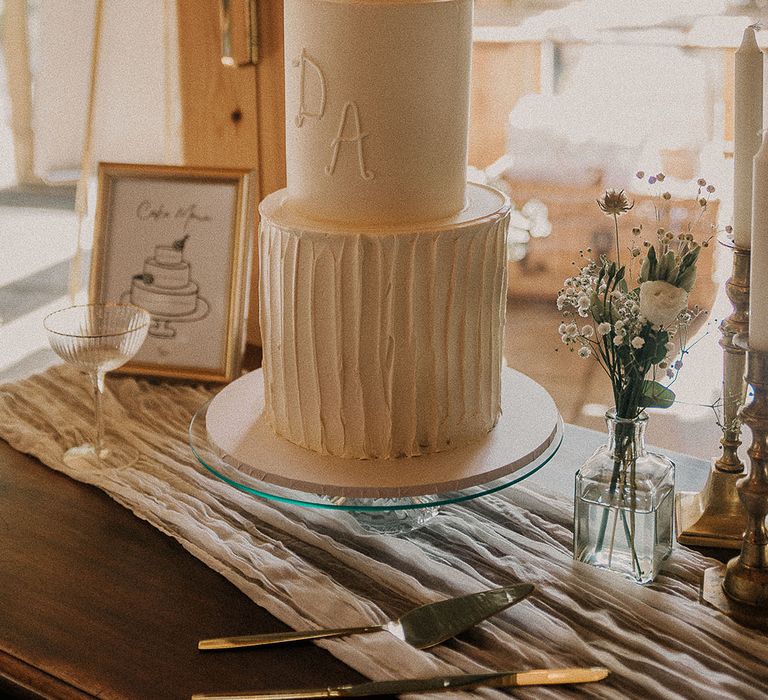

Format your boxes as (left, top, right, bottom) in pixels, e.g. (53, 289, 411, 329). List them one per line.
(0, 365, 766, 699)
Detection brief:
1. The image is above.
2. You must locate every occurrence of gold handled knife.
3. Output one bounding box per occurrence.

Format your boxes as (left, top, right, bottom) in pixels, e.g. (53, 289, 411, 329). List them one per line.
(191, 666, 609, 699)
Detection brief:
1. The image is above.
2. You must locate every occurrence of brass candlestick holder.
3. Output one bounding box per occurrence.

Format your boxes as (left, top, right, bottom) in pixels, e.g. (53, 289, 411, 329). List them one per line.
(675, 244, 749, 548)
(702, 340, 768, 629)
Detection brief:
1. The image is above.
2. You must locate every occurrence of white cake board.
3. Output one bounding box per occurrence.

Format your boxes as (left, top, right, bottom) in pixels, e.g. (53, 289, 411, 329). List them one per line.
(205, 367, 561, 499)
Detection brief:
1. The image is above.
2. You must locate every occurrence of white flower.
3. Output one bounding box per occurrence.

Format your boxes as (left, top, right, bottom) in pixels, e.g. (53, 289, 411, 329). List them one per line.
(581, 325, 594, 338)
(639, 280, 689, 328)
(558, 323, 567, 334)
(613, 335, 625, 346)
(577, 295, 591, 310)
(631, 336, 645, 349)
(614, 320, 625, 331)
(578, 346, 591, 358)
(597, 322, 612, 336)
(565, 323, 578, 337)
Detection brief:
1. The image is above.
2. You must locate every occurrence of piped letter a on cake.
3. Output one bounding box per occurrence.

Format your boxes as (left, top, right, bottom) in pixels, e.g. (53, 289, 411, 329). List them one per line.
(325, 101, 374, 181)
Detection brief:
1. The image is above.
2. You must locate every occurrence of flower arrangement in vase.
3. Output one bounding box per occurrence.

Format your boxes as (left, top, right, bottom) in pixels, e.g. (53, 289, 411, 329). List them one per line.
(557, 172, 715, 583)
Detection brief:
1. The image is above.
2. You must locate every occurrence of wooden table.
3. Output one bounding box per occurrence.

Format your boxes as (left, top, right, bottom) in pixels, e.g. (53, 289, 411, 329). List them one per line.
(0, 440, 366, 699)
(0, 392, 732, 700)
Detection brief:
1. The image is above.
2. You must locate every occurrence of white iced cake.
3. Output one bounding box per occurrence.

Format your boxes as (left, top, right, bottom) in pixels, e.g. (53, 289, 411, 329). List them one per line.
(259, 0, 511, 459)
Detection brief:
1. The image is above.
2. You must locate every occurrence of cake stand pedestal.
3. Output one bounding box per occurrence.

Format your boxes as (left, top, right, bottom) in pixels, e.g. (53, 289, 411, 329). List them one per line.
(189, 368, 562, 534)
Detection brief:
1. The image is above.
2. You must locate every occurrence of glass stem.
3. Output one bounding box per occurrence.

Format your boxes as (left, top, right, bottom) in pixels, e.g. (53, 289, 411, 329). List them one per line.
(593, 417, 643, 574)
(93, 371, 106, 458)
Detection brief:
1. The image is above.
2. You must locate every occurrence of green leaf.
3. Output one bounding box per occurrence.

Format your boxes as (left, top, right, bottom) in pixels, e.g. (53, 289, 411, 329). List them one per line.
(639, 380, 675, 409)
(590, 294, 607, 322)
(684, 245, 701, 265)
(657, 251, 676, 283)
(648, 333, 669, 364)
(676, 266, 697, 293)
(639, 257, 650, 282)
(642, 245, 657, 281)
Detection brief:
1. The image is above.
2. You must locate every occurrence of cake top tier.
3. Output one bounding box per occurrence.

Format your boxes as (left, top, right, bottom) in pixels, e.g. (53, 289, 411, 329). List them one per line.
(284, 0, 473, 226)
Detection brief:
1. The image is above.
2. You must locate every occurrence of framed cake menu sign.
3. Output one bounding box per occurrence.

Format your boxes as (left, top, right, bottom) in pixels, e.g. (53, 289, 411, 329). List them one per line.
(90, 162, 253, 382)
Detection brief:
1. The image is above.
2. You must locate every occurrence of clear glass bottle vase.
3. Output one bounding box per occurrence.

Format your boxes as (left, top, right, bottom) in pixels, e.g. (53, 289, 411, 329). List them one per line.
(574, 409, 675, 584)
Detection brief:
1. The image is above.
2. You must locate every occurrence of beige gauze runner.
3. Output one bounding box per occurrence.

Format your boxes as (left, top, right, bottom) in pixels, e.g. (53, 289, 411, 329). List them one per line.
(0, 365, 766, 699)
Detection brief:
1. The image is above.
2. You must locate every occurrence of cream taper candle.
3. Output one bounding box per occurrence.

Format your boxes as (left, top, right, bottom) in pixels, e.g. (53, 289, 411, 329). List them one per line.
(734, 25, 763, 249)
(750, 130, 768, 350)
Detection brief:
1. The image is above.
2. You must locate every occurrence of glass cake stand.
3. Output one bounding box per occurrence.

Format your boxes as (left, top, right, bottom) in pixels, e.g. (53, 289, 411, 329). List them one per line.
(189, 400, 563, 534)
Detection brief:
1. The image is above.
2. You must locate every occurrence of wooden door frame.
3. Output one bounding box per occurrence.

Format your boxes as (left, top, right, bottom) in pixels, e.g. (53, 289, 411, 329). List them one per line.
(177, 0, 285, 346)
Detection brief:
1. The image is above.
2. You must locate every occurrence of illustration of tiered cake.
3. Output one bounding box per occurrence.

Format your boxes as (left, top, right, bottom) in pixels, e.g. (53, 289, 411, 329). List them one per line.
(127, 235, 209, 338)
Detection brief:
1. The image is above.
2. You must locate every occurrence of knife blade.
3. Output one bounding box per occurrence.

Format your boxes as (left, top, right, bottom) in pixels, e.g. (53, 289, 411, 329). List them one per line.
(199, 583, 533, 651)
(191, 667, 610, 699)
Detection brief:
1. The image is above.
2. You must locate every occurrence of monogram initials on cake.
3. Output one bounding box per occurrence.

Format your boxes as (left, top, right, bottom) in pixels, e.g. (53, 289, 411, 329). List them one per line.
(293, 47, 374, 181)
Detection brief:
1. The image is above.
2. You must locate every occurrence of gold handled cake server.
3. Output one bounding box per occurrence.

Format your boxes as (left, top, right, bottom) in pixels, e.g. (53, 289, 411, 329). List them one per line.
(199, 584, 533, 651)
(191, 666, 610, 699)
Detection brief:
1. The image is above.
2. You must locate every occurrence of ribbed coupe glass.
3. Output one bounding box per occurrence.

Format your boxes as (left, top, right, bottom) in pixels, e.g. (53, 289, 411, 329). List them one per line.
(44, 303, 150, 466)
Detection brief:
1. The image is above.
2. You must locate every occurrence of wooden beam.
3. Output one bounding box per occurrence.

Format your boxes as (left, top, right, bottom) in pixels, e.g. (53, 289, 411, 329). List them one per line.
(177, 0, 286, 347)
(254, 1, 286, 204)
(177, 0, 262, 344)
(177, 2, 260, 169)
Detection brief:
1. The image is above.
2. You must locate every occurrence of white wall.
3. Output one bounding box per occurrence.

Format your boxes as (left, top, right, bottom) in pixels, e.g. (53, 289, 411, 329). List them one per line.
(33, 0, 181, 182)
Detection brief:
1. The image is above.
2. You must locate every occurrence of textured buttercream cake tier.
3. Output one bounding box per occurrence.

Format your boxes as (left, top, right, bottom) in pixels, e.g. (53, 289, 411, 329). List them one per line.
(259, 182, 511, 460)
(284, 0, 472, 225)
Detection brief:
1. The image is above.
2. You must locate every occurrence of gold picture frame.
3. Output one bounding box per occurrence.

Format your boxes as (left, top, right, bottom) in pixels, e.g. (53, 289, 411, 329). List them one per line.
(90, 162, 253, 383)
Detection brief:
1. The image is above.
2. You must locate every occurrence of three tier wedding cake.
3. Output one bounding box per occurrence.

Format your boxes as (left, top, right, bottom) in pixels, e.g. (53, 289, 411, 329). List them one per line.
(259, 0, 511, 459)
